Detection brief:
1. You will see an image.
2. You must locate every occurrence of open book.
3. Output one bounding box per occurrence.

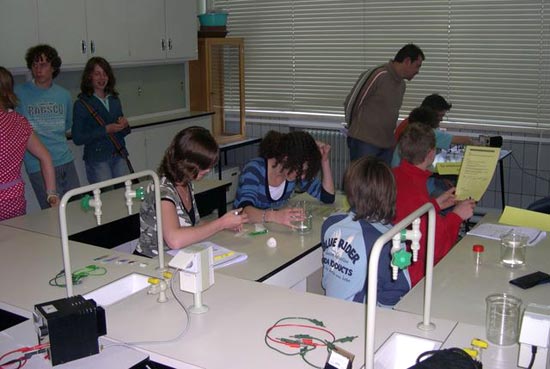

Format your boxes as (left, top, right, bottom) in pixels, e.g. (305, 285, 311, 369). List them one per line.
(167, 241, 247, 269)
(467, 223, 547, 246)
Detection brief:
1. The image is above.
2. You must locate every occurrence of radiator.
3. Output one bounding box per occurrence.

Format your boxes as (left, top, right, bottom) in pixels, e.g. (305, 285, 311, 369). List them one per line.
(305, 129, 349, 190)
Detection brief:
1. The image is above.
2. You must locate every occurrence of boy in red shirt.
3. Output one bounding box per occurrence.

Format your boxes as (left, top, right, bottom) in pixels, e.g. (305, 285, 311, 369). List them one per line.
(392, 123, 476, 286)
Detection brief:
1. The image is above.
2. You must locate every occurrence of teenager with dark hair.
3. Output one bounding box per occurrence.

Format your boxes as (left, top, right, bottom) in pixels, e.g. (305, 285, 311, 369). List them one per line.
(15, 44, 80, 209)
(321, 156, 410, 306)
(137, 127, 248, 258)
(394, 94, 473, 148)
(72, 57, 131, 184)
(234, 130, 335, 228)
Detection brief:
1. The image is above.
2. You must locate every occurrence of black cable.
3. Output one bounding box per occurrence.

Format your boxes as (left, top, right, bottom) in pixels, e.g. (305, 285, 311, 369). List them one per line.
(0, 357, 23, 368)
(510, 153, 550, 185)
(526, 345, 537, 369)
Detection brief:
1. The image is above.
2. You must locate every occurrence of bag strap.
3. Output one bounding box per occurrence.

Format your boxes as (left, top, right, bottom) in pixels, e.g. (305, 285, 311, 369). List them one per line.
(343, 64, 384, 127)
(78, 98, 128, 157)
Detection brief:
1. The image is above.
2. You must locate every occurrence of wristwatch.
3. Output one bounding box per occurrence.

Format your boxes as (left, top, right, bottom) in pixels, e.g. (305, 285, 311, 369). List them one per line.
(46, 190, 59, 204)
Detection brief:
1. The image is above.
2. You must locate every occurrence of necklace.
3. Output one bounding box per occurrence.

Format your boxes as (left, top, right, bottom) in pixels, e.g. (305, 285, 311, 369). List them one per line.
(176, 183, 192, 210)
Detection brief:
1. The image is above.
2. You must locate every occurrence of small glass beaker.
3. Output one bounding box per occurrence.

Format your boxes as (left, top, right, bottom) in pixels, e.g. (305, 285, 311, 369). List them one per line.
(290, 200, 312, 234)
(500, 231, 528, 268)
(485, 293, 522, 346)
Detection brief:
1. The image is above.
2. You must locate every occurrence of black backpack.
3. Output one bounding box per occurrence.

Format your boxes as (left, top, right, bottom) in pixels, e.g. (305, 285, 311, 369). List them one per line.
(408, 347, 483, 369)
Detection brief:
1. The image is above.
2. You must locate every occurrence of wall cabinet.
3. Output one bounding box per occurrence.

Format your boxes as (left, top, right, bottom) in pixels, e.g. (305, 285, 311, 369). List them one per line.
(189, 38, 245, 144)
(127, 0, 197, 62)
(3, 0, 197, 72)
(0, 0, 38, 69)
(37, 0, 128, 67)
(165, 0, 197, 60)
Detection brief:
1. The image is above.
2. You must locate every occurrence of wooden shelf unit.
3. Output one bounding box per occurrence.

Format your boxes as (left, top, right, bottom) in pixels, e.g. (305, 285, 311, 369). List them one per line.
(189, 37, 246, 144)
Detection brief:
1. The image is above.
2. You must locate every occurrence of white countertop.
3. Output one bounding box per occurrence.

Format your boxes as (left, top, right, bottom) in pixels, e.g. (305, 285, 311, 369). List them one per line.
(127, 109, 213, 129)
(395, 213, 550, 327)
(1, 178, 231, 238)
(0, 200, 529, 368)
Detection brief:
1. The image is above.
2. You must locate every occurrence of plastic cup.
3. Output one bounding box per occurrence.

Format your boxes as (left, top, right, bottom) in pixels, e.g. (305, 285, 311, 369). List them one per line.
(500, 231, 528, 268)
(290, 200, 312, 234)
(485, 293, 522, 346)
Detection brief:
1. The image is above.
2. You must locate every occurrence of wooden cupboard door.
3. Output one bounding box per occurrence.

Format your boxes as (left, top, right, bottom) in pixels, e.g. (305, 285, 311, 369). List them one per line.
(190, 38, 246, 143)
(208, 39, 245, 141)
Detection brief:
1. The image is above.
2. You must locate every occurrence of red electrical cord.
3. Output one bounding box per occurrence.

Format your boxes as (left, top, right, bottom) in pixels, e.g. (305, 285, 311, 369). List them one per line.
(0, 343, 49, 369)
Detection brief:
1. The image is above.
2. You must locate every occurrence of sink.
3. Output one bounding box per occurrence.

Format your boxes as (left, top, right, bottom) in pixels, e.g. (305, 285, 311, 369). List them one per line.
(84, 273, 150, 307)
(374, 332, 442, 369)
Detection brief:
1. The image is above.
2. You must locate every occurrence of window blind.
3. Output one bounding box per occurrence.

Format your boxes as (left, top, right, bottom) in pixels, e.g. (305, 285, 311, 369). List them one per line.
(214, 0, 550, 130)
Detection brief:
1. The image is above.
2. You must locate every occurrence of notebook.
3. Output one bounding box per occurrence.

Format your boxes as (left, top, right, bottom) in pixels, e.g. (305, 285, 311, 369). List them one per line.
(167, 241, 247, 269)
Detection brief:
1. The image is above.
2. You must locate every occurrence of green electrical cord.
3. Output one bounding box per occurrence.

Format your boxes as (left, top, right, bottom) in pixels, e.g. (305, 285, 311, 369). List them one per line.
(49, 265, 107, 287)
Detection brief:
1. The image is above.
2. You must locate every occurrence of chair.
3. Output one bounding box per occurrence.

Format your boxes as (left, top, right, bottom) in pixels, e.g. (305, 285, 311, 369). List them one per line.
(527, 197, 550, 214)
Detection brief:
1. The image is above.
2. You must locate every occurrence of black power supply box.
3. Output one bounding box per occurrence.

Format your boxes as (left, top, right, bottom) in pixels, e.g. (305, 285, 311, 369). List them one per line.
(33, 295, 106, 366)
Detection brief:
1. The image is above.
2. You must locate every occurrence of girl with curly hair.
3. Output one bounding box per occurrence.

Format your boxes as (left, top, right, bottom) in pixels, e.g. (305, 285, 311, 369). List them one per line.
(234, 130, 335, 228)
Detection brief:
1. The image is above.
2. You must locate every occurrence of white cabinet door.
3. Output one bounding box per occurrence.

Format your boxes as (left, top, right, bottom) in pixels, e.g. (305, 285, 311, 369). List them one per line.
(165, 0, 197, 60)
(85, 0, 129, 63)
(1, 0, 39, 70)
(127, 0, 165, 62)
(37, 0, 88, 67)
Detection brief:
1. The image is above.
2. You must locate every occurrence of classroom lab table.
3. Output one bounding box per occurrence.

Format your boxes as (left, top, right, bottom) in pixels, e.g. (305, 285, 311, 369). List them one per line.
(395, 212, 550, 326)
(0, 213, 527, 368)
(0, 225, 461, 369)
(206, 197, 344, 290)
(0, 178, 232, 239)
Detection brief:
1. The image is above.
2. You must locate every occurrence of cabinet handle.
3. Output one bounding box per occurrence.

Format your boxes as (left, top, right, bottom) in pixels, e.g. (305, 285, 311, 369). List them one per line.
(168, 38, 173, 51)
(81, 40, 87, 54)
(161, 38, 166, 51)
(90, 40, 95, 54)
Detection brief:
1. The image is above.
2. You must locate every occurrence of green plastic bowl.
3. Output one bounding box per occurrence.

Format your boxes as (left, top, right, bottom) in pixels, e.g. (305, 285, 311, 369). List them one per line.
(198, 12, 228, 27)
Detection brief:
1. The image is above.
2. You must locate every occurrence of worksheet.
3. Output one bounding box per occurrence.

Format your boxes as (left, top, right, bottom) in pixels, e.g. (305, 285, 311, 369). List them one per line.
(455, 146, 500, 201)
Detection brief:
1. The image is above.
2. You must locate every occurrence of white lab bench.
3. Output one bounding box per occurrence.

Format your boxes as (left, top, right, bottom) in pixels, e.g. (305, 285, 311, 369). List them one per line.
(395, 212, 550, 326)
(0, 201, 531, 368)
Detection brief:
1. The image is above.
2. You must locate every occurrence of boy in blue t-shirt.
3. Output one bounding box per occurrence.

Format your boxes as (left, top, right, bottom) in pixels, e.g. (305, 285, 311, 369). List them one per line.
(321, 156, 410, 306)
(15, 44, 80, 209)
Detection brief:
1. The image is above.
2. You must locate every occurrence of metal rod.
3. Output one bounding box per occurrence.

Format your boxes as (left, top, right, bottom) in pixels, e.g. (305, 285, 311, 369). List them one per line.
(58, 170, 163, 297)
(364, 202, 436, 369)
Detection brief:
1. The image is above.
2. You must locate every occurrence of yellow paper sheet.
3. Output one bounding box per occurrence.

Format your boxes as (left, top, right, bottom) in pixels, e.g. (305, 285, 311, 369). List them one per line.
(499, 206, 550, 232)
(455, 146, 500, 201)
(435, 162, 461, 175)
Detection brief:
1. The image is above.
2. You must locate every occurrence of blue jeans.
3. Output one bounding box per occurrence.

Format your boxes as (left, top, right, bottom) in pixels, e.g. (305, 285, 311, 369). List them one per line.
(347, 136, 393, 165)
(28, 161, 81, 209)
(85, 156, 130, 185)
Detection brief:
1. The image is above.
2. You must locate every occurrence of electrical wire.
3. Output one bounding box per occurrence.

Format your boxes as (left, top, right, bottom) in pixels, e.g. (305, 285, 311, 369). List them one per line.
(510, 153, 550, 185)
(48, 265, 107, 287)
(102, 268, 191, 350)
(0, 343, 49, 369)
(527, 345, 538, 369)
(264, 317, 357, 369)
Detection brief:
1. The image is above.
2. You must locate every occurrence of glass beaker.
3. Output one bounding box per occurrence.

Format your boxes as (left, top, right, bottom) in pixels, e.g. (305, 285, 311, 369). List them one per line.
(500, 231, 528, 268)
(290, 200, 312, 234)
(485, 293, 522, 346)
